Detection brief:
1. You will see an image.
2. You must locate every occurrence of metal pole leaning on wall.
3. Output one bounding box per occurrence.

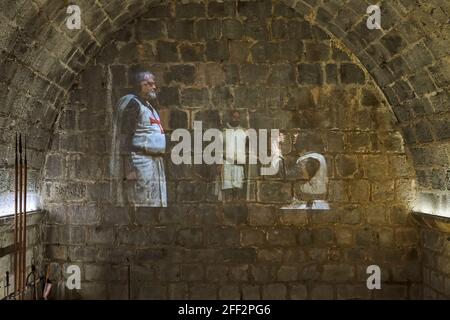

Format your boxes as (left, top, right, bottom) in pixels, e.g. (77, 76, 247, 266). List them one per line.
(14, 134, 18, 298)
(18, 134, 23, 299)
(13, 133, 28, 299)
(22, 136, 27, 299)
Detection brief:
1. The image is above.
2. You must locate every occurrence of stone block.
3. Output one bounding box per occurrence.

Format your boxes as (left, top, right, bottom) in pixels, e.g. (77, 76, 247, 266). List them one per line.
(340, 63, 365, 84)
(176, 2, 205, 18)
(258, 181, 292, 203)
(180, 43, 205, 61)
(335, 227, 353, 246)
(159, 86, 180, 107)
(157, 41, 179, 62)
(212, 86, 233, 108)
(272, 19, 288, 39)
(219, 285, 240, 299)
(176, 228, 203, 248)
(262, 283, 287, 300)
(312, 228, 334, 245)
(195, 19, 222, 40)
(169, 283, 188, 299)
(241, 63, 270, 84)
(280, 40, 303, 62)
(244, 18, 269, 40)
(365, 205, 387, 225)
(280, 211, 307, 226)
(208, 1, 236, 17)
(362, 155, 387, 179)
(380, 33, 407, 55)
(310, 284, 334, 299)
(336, 285, 371, 300)
(371, 180, 395, 202)
(135, 285, 167, 300)
(355, 228, 377, 246)
(229, 265, 249, 281)
(194, 110, 221, 129)
(206, 40, 229, 61)
(242, 285, 260, 299)
(268, 64, 295, 85)
(349, 180, 370, 202)
(220, 248, 256, 263)
(326, 64, 338, 84)
(166, 64, 196, 85)
(298, 63, 323, 85)
(180, 86, 210, 106)
(267, 228, 297, 246)
(305, 42, 330, 62)
(206, 265, 229, 282)
(182, 264, 204, 281)
(136, 20, 165, 40)
(241, 229, 265, 246)
(167, 20, 195, 40)
(142, 4, 170, 18)
(277, 266, 298, 281)
(336, 155, 358, 177)
(396, 228, 419, 247)
(248, 205, 277, 226)
(222, 19, 244, 40)
(88, 226, 114, 245)
(237, 0, 271, 17)
(229, 40, 250, 63)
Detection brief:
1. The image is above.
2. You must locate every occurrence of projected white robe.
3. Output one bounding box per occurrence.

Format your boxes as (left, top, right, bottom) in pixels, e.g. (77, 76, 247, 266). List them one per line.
(215, 123, 257, 201)
(117, 94, 167, 207)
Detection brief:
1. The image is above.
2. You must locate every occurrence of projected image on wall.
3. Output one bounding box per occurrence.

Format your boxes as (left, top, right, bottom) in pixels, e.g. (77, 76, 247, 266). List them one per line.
(111, 71, 167, 208)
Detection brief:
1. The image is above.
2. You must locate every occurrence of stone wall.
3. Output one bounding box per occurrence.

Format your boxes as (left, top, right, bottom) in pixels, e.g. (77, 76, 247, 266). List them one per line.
(0, 211, 45, 299)
(40, 1, 421, 299)
(0, 0, 449, 227)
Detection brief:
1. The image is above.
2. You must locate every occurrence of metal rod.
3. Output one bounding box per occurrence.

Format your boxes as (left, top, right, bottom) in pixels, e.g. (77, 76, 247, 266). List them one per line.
(14, 134, 18, 297)
(32, 265, 37, 300)
(18, 134, 23, 299)
(127, 258, 131, 300)
(22, 135, 27, 299)
(4, 272, 9, 297)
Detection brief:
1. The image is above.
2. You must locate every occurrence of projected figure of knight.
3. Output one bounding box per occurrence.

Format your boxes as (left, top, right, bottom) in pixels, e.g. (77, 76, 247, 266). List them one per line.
(115, 71, 167, 207)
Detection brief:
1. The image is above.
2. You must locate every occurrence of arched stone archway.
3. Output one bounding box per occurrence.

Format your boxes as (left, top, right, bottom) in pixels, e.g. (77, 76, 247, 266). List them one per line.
(1, 0, 449, 214)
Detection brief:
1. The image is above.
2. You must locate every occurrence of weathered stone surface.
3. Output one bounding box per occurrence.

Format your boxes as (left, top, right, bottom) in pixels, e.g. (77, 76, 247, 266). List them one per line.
(262, 283, 287, 300)
(195, 19, 222, 40)
(340, 63, 365, 84)
(298, 63, 323, 85)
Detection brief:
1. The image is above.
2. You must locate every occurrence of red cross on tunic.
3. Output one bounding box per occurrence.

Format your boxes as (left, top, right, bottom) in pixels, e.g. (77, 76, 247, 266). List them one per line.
(150, 116, 164, 133)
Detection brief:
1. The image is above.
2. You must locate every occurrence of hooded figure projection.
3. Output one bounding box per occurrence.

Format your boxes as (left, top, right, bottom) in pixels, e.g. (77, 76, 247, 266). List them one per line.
(113, 71, 167, 207)
(282, 152, 329, 210)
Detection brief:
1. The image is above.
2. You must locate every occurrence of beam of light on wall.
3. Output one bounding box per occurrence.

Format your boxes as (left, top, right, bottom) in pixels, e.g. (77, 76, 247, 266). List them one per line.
(413, 192, 450, 218)
(0, 192, 40, 217)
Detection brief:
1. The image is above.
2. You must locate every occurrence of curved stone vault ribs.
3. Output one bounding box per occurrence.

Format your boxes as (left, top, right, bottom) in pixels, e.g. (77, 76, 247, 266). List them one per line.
(0, 0, 449, 214)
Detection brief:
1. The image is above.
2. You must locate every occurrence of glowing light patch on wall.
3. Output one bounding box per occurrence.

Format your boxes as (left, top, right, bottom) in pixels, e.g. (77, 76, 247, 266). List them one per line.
(413, 192, 450, 218)
(282, 200, 330, 210)
(0, 192, 40, 217)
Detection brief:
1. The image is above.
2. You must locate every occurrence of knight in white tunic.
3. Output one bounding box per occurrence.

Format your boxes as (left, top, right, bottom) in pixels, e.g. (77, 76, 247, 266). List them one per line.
(116, 72, 167, 207)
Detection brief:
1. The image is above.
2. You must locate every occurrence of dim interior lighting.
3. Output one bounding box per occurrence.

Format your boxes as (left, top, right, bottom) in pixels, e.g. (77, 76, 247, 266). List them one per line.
(0, 192, 40, 217)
